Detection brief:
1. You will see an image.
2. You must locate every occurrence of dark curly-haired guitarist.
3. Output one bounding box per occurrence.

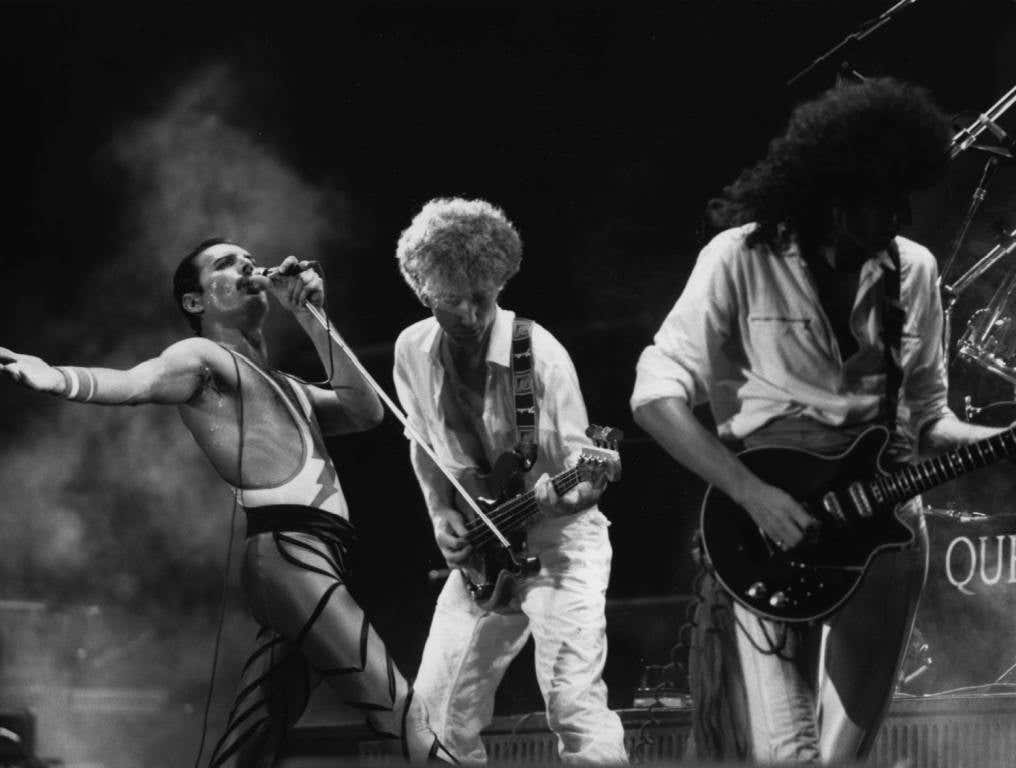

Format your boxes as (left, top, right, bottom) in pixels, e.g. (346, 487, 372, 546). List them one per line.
(632, 79, 1009, 763)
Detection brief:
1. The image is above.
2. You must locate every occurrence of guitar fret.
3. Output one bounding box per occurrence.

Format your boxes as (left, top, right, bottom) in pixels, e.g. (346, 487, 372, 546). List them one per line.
(887, 472, 901, 502)
(957, 448, 970, 473)
(934, 455, 948, 485)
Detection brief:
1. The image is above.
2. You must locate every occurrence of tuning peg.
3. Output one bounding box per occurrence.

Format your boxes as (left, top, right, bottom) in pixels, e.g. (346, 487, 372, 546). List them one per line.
(586, 424, 624, 447)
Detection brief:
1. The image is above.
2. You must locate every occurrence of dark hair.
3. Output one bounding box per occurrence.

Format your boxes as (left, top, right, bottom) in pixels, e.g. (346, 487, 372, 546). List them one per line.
(708, 77, 952, 250)
(172, 237, 230, 335)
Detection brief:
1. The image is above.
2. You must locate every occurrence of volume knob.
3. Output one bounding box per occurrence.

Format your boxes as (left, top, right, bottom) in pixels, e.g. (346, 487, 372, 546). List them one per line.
(769, 591, 790, 609)
(746, 581, 768, 599)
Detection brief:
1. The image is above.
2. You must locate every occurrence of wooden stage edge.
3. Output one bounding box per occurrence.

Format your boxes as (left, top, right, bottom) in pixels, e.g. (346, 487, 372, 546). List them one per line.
(282, 692, 1016, 767)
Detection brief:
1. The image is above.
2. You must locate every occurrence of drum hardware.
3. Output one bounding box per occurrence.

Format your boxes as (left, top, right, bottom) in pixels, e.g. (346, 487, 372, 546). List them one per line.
(950, 227, 1016, 382)
(939, 153, 1001, 350)
(948, 84, 1016, 161)
(918, 504, 988, 524)
(938, 83, 1016, 357)
(897, 625, 933, 693)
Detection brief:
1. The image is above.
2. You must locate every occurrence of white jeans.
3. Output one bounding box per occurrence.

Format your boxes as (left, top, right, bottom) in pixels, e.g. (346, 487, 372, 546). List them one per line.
(734, 520, 929, 763)
(413, 510, 628, 765)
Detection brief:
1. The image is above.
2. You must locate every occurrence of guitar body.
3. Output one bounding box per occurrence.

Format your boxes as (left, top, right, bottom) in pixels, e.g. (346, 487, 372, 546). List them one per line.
(455, 451, 540, 614)
(701, 426, 916, 623)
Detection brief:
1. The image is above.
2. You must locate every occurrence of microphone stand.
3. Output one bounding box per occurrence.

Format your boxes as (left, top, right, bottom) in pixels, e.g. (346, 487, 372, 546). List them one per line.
(786, 0, 921, 88)
(939, 156, 1000, 358)
(301, 302, 513, 550)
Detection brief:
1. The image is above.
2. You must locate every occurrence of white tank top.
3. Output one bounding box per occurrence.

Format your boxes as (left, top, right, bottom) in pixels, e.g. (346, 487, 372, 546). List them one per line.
(227, 349, 349, 519)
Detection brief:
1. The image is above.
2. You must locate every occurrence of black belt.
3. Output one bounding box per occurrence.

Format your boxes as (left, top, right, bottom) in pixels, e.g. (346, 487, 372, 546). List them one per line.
(244, 504, 357, 553)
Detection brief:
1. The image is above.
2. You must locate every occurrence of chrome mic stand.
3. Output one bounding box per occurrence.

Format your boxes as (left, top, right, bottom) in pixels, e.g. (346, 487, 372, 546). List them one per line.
(786, 0, 922, 88)
(938, 83, 1016, 358)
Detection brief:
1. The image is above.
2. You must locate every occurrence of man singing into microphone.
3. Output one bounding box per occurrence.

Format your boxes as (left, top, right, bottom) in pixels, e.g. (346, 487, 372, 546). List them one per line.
(0, 240, 451, 766)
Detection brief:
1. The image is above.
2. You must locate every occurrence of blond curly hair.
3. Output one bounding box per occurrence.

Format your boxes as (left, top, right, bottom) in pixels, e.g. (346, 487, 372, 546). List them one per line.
(396, 197, 523, 304)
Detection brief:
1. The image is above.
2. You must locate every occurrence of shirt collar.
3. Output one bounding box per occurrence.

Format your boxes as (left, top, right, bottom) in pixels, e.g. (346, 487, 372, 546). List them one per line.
(781, 235, 894, 277)
(425, 305, 517, 368)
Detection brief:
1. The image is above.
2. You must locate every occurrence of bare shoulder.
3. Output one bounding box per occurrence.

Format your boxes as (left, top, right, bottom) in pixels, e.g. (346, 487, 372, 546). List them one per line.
(159, 337, 229, 372)
(157, 337, 238, 400)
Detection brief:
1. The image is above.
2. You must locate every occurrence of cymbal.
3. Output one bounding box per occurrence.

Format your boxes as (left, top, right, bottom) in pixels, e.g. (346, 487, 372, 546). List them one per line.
(971, 143, 1015, 161)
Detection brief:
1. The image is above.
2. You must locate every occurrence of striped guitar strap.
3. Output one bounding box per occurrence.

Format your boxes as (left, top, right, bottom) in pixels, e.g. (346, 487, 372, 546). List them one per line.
(511, 317, 538, 471)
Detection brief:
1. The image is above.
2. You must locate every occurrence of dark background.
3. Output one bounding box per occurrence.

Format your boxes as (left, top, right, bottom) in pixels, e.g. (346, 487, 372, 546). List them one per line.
(0, 2, 1016, 765)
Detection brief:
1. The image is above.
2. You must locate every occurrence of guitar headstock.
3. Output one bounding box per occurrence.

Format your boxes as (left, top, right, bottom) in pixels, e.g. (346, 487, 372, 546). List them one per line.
(578, 424, 624, 484)
(586, 424, 623, 451)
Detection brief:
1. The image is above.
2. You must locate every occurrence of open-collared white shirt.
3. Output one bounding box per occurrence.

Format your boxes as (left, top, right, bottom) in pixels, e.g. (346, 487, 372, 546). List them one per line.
(631, 224, 952, 446)
(394, 306, 605, 522)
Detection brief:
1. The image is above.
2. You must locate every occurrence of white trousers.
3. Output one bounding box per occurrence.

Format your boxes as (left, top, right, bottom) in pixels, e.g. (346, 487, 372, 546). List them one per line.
(734, 521, 929, 764)
(413, 510, 628, 765)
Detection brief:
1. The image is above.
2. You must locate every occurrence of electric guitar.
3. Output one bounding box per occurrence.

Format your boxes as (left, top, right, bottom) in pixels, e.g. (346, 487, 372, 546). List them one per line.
(701, 423, 1016, 623)
(454, 425, 622, 613)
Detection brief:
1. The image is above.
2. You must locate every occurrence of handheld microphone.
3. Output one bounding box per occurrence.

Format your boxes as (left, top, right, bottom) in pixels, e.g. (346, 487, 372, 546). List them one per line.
(257, 260, 321, 278)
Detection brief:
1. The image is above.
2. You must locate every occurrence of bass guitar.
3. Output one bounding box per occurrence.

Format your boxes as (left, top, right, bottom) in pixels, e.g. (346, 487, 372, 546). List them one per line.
(454, 425, 622, 613)
(700, 423, 1016, 623)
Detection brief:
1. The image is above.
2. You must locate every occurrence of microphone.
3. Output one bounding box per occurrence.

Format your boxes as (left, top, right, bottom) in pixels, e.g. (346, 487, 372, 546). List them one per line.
(257, 260, 320, 278)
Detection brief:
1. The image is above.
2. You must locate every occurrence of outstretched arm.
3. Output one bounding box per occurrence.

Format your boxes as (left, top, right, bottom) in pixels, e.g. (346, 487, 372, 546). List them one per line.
(263, 256, 384, 434)
(0, 339, 208, 406)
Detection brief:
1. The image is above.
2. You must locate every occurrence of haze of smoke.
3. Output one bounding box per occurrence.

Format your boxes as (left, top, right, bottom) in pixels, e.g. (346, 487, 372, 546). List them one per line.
(0, 62, 352, 765)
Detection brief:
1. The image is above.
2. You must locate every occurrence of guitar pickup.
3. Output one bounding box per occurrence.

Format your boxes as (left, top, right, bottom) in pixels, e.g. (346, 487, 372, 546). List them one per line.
(821, 492, 846, 523)
(848, 483, 873, 518)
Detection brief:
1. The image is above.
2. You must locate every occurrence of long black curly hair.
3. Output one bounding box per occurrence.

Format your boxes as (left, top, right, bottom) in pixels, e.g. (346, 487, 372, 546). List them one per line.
(708, 77, 952, 250)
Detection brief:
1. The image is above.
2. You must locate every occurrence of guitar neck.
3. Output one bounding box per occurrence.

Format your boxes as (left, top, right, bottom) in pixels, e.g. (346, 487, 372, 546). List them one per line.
(879, 426, 1016, 504)
(465, 467, 583, 544)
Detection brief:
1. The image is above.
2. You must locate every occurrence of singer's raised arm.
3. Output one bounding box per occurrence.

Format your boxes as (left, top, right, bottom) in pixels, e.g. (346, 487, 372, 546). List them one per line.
(0, 338, 212, 406)
(293, 312, 385, 435)
(258, 255, 384, 435)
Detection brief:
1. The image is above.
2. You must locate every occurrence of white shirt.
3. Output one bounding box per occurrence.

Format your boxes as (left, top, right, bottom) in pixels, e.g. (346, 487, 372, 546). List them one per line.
(631, 224, 952, 445)
(393, 306, 606, 525)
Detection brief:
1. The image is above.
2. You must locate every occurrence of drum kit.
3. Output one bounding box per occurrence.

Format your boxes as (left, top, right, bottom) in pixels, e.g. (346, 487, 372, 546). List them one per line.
(897, 86, 1016, 695)
(940, 84, 1016, 439)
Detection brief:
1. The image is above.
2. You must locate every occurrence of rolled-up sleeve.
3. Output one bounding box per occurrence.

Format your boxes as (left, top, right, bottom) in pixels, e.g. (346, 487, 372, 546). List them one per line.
(901, 251, 952, 437)
(630, 232, 738, 412)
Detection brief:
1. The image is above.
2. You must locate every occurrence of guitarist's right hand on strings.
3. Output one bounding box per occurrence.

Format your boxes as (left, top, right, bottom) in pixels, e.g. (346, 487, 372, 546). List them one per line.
(737, 478, 818, 551)
(434, 508, 473, 567)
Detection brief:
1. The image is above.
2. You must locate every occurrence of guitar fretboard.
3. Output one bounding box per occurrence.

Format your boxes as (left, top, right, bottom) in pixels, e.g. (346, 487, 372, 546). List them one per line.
(872, 427, 1016, 504)
(464, 468, 583, 547)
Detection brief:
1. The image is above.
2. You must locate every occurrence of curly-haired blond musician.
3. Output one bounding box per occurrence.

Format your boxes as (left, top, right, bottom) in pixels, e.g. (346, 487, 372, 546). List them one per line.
(393, 198, 628, 765)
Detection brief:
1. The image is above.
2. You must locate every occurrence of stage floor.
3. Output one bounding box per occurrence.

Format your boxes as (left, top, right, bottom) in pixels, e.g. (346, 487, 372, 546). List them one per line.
(281, 691, 1016, 766)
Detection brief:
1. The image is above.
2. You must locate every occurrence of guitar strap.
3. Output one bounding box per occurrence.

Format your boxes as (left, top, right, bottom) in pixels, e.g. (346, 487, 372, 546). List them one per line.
(511, 317, 538, 471)
(881, 242, 905, 450)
